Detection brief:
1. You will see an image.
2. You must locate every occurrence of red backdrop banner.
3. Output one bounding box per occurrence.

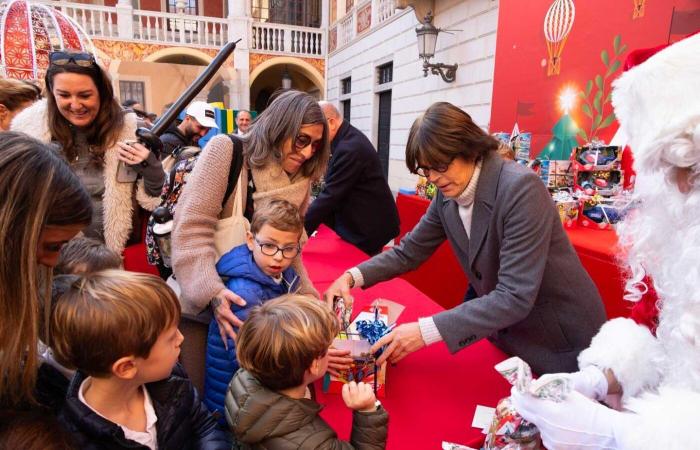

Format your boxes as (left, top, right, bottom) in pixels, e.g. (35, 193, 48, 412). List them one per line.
(490, 0, 699, 158)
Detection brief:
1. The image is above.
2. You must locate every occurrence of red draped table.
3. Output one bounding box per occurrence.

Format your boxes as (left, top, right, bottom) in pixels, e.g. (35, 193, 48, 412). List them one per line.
(303, 226, 511, 449)
(395, 193, 634, 320)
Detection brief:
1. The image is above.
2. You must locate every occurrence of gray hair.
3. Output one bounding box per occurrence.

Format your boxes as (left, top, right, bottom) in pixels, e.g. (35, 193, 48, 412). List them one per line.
(243, 90, 330, 181)
(318, 101, 340, 119)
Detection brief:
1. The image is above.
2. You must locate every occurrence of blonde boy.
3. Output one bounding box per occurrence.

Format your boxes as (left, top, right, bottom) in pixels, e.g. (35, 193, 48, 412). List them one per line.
(51, 270, 228, 450)
(225, 294, 389, 449)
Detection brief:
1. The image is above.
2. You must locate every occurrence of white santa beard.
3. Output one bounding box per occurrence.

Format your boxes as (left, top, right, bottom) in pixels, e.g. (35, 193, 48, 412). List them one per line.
(618, 168, 700, 390)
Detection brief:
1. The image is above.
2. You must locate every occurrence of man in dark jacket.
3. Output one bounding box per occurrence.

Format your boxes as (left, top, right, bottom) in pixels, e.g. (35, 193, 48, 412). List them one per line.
(305, 103, 399, 255)
(160, 101, 218, 157)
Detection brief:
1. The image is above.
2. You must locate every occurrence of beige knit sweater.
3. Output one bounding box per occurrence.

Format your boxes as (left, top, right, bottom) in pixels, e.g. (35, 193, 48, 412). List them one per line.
(172, 134, 319, 315)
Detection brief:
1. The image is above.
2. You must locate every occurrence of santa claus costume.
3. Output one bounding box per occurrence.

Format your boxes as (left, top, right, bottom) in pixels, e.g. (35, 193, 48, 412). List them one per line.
(512, 33, 700, 450)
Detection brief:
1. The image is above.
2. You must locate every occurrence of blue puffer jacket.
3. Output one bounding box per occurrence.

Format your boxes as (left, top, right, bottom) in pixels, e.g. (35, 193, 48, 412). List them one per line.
(204, 243, 299, 422)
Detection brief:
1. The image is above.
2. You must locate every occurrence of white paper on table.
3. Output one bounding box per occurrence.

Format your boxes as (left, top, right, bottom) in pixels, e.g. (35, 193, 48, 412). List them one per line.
(442, 442, 478, 450)
(471, 404, 496, 433)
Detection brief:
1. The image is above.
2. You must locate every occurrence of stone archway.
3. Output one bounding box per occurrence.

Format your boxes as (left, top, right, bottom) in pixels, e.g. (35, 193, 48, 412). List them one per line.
(249, 57, 325, 113)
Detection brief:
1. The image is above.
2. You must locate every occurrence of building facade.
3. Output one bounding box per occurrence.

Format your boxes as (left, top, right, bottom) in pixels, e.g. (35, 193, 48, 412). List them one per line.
(325, 0, 500, 191)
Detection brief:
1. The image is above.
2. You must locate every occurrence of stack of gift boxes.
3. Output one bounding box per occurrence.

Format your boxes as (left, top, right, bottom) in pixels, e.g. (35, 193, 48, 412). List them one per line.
(531, 143, 624, 230)
(570, 144, 624, 230)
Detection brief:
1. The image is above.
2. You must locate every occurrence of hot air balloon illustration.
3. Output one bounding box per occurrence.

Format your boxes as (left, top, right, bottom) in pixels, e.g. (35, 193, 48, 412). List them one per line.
(632, 0, 645, 19)
(543, 0, 576, 76)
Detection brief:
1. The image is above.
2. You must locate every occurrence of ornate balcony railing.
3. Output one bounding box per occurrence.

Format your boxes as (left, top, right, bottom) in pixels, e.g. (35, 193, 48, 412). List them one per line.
(251, 22, 325, 57)
(329, 0, 402, 53)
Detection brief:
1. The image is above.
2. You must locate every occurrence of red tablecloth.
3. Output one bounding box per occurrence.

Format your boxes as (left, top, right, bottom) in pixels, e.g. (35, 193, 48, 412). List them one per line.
(395, 193, 635, 319)
(304, 226, 511, 449)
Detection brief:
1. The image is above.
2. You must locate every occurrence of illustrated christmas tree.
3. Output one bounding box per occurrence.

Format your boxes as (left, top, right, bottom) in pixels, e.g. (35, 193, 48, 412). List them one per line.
(538, 112, 579, 160)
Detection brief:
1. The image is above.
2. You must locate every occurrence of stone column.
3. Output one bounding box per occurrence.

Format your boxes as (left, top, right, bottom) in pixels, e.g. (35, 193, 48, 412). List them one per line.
(226, 0, 251, 110)
(116, 0, 134, 40)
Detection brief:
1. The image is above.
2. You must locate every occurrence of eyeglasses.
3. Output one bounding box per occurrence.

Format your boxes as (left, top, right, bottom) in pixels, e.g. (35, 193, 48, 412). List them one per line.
(294, 134, 322, 153)
(254, 238, 300, 259)
(415, 155, 457, 177)
(49, 51, 96, 68)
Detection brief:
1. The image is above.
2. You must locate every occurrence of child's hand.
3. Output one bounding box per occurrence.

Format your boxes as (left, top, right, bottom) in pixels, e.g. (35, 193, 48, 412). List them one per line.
(342, 381, 377, 412)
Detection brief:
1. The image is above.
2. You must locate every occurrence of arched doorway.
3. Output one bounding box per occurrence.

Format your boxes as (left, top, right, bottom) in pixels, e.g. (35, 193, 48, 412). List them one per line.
(249, 57, 324, 113)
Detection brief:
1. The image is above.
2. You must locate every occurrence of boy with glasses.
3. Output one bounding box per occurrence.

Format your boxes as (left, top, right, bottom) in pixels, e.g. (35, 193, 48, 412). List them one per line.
(204, 199, 305, 421)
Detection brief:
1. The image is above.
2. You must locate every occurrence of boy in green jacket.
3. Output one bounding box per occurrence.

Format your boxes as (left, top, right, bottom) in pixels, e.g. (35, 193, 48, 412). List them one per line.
(225, 294, 389, 449)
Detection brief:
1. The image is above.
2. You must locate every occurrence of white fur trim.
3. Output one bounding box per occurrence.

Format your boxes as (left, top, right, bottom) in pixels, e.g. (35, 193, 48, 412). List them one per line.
(616, 387, 700, 450)
(11, 100, 159, 255)
(612, 34, 700, 169)
(578, 318, 664, 401)
(11, 99, 52, 142)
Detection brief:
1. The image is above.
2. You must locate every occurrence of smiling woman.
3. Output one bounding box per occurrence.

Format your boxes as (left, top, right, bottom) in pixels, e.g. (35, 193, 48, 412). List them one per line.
(0, 131, 91, 408)
(11, 51, 164, 256)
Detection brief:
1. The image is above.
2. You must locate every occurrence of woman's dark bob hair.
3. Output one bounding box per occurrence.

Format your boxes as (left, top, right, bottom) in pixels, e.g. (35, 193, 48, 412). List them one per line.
(405, 102, 499, 173)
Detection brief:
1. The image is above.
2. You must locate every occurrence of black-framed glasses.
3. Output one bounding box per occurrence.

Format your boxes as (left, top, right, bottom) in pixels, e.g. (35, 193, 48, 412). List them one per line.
(49, 51, 96, 68)
(415, 155, 457, 177)
(294, 133, 322, 153)
(254, 238, 300, 259)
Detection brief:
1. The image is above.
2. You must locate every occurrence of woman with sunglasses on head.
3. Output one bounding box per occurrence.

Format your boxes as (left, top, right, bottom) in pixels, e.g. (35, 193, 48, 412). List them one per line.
(12, 51, 164, 256)
(170, 90, 331, 390)
(325, 102, 607, 376)
(0, 132, 92, 412)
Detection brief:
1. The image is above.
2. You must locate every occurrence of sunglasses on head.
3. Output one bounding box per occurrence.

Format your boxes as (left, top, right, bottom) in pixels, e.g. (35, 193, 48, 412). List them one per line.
(49, 51, 96, 68)
(294, 133, 322, 153)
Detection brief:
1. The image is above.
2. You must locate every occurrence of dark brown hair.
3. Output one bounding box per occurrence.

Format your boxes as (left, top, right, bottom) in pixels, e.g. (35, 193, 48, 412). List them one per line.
(45, 53, 125, 161)
(250, 199, 303, 236)
(405, 102, 499, 173)
(236, 295, 339, 391)
(243, 90, 330, 181)
(0, 410, 75, 449)
(0, 132, 92, 407)
(51, 270, 180, 377)
(54, 236, 121, 275)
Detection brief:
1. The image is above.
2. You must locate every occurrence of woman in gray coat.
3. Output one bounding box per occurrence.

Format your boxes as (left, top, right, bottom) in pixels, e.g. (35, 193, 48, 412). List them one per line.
(325, 102, 606, 375)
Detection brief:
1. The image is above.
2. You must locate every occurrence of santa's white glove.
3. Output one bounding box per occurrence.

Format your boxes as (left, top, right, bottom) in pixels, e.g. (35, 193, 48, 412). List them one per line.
(510, 387, 635, 450)
(537, 366, 608, 401)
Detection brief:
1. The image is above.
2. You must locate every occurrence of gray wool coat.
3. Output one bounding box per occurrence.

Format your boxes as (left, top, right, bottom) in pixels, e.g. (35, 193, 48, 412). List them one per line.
(357, 151, 607, 374)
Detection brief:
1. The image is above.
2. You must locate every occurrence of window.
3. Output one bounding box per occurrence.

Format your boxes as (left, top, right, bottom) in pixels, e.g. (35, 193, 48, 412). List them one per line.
(252, 0, 321, 28)
(341, 77, 351, 95)
(119, 81, 145, 109)
(167, 0, 198, 33)
(341, 99, 351, 122)
(339, 76, 351, 122)
(377, 62, 393, 85)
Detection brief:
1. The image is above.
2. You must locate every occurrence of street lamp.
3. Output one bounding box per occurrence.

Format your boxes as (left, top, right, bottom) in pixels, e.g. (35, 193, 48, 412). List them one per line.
(281, 66, 292, 89)
(415, 11, 458, 83)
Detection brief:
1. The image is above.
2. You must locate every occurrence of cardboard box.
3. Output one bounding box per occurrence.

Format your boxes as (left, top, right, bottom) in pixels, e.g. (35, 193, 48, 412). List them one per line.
(574, 170, 623, 197)
(540, 160, 573, 190)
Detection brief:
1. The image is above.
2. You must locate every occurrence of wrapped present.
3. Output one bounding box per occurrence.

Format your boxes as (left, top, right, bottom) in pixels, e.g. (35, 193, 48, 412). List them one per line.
(570, 143, 622, 171)
(579, 195, 624, 230)
(484, 357, 571, 450)
(574, 170, 623, 196)
(323, 299, 404, 398)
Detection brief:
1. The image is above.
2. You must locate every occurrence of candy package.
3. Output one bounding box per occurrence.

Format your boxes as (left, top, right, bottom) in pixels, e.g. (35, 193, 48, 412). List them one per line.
(483, 357, 571, 450)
